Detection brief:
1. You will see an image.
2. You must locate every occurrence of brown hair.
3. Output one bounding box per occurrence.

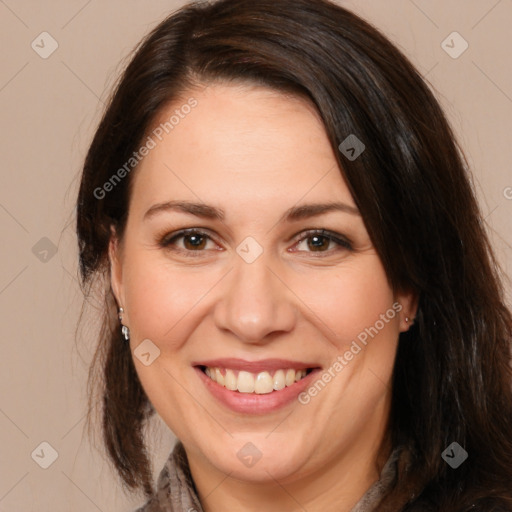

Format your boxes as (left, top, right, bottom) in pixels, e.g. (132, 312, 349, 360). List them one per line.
(76, 0, 512, 509)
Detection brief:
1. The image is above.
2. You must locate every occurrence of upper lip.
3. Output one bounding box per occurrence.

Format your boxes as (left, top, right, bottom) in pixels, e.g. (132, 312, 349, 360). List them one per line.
(193, 358, 321, 373)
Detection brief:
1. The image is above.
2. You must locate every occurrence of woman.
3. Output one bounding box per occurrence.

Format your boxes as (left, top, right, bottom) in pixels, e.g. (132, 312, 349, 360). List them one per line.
(76, 0, 512, 510)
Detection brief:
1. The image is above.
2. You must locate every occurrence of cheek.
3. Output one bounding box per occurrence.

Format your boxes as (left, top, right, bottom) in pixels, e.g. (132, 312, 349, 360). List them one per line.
(297, 258, 396, 348)
(121, 252, 211, 348)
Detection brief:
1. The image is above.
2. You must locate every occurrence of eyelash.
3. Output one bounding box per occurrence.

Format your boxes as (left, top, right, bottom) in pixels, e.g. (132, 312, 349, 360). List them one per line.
(158, 228, 353, 257)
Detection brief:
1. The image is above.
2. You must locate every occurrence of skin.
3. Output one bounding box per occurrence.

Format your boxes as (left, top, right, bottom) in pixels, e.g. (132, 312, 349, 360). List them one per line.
(109, 82, 417, 512)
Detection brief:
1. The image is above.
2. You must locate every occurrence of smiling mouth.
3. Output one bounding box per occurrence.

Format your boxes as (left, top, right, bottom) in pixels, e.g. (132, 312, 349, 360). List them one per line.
(199, 366, 315, 394)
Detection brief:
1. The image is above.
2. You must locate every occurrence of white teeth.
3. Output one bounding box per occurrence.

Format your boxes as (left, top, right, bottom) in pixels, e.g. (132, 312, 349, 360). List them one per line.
(295, 370, 305, 382)
(237, 371, 255, 393)
(273, 369, 285, 391)
(285, 369, 296, 386)
(255, 371, 273, 394)
(224, 369, 237, 391)
(203, 367, 310, 394)
(215, 368, 225, 386)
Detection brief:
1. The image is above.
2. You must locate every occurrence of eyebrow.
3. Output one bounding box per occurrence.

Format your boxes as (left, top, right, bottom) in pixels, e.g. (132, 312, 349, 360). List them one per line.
(144, 200, 225, 221)
(143, 200, 360, 222)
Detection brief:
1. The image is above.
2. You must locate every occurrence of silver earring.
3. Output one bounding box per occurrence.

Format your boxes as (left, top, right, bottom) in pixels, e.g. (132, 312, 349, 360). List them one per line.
(118, 307, 130, 341)
(122, 325, 130, 341)
(405, 317, 409, 323)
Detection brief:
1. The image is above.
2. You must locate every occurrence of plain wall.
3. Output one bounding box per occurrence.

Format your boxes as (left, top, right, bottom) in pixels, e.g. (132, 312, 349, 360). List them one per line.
(0, 1, 511, 510)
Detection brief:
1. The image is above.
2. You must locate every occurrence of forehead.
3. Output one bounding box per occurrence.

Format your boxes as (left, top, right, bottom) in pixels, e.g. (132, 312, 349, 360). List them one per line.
(129, 83, 355, 215)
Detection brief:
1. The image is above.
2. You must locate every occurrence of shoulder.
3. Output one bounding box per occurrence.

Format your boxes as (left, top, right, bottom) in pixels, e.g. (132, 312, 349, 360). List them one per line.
(130, 440, 203, 512)
(403, 498, 512, 512)
(132, 496, 162, 512)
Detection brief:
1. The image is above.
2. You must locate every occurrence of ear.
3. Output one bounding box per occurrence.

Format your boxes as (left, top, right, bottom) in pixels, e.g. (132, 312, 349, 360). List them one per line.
(395, 288, 419, 332)
(109, 226, 125, 309)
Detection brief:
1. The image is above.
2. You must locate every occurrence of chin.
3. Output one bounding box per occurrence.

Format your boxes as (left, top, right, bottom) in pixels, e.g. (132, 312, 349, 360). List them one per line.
(202, 433, 311, 483)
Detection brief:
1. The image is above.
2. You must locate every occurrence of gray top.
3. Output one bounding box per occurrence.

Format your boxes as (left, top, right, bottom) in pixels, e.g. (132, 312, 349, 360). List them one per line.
(135, 441, 403, 512)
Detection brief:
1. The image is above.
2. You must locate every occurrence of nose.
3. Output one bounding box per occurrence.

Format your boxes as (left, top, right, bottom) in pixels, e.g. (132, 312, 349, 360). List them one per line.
(213, 253, 297, 344)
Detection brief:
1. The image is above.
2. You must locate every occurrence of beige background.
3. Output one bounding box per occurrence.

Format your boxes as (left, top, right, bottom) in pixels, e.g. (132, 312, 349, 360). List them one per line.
(0, 1, 511, 510)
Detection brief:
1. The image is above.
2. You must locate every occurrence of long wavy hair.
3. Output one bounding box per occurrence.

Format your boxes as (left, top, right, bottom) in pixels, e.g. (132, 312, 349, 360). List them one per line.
(76, 0, 512, 509)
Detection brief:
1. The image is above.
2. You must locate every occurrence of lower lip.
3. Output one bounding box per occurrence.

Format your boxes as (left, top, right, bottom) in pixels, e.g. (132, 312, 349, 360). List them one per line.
(195, 367, 320, 414)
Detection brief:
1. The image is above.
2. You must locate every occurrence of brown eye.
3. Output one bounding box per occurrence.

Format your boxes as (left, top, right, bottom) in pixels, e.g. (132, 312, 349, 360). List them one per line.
(159, 229, 217, 253)
(181, 233, 208, 250)
(303, 234, 332, 252)
(293, 229, 352, 254)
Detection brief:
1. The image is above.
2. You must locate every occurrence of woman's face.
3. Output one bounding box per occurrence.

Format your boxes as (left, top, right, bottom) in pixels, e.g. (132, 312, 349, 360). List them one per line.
(110, 83, 416, 486)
